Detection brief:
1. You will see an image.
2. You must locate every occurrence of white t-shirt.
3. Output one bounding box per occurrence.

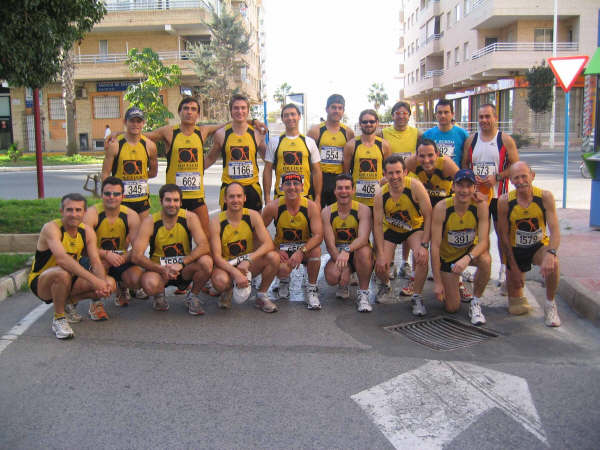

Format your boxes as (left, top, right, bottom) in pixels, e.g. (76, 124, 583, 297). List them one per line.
(472, 131, 500, 198)
(265, 134, 321, 164)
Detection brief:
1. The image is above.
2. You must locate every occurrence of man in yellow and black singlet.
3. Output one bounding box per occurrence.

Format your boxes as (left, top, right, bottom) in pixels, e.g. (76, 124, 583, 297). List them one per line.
(431, 169, 491, 325)
(381, 101, 421, 160)
(343, 109, 391, 211)
(262, 172, 324, 310)
(132, 184, 213, 316)
(84, 176, 143, 309)
(307, 94, 355, 208)
(208, 183, 280, 313)
(28, 193, 115, 339)
(205, 94, 267, 212)
(263, 104, 323, 206)
(102, 107, 158, 219)
(497, 161, 561, 327)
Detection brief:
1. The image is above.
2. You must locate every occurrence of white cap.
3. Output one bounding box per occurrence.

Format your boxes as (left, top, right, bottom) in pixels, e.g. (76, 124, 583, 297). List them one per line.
(232, 271, 252, 304)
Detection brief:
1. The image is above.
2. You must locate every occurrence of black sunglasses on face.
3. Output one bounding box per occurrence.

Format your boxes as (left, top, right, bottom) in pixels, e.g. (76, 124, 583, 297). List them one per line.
(103, 191, 122, 197)
(361, 120, 377, 125)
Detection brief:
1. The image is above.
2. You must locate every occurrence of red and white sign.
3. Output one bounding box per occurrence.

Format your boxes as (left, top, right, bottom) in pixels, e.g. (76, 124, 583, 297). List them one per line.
(547, 56, 589, 92)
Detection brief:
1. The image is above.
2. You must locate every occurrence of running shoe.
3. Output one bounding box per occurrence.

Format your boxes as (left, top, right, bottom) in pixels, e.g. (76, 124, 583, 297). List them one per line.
(64, 304, 83, 323)
(469, 301, 486, 325)
(400, 278, 415, 296)
(218, 289, 233, 309)
(399, 261, 412, 279)
(152, 293, 169, 312)
(375, 281, 394, 304)
(388, 263, 397, 280)
(459, 281, 473, 303)
(462, 269, 475, 283)
(184, 292, 205, 316)
(201, 280, 219, 297)
(336, 285, 350, 300)
(356, 291, 372, 313)
(277, 278, 290, 299)
(174, 284, 190, 295)
(52, 317, 74, 339)
(411, 294, 427, 317)
(255, 294, 278, 313)
(115, 286, 130, 307)
(544, 301, 561, 327)
(133, 288, 149, 300)
(88, 301, 109, 321)
(306, 287, 321, 310)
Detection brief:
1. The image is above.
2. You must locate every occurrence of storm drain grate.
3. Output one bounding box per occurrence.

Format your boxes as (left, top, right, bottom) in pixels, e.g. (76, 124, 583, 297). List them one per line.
(384, 316, 499, 351)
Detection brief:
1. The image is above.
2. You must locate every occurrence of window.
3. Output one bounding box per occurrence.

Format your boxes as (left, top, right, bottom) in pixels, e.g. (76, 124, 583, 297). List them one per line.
(446, 51, 451, 69)
(93, 95, 120, 119)
(464, 0, 471, 15)
(241, 66, 248, 82)
(99, 40, 108, 55)
(463, 42, 469, 61)
(454, 4, 461, 23)
(455, 47, 460, 65)
(446, 11, 451, 29)
(534, 28, 553, 50)
(49, 97, 65, 120)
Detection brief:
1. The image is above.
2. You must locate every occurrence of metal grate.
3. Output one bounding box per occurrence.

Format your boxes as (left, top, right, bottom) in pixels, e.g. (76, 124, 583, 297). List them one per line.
(384, 316, 499, 351)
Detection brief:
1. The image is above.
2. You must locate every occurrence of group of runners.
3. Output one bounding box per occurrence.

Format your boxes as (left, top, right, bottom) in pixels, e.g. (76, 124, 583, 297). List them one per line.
(27, 93, 563, 340)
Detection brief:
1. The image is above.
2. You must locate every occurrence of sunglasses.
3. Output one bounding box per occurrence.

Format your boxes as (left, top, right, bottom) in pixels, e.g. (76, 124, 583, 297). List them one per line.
(361, 120, 377, 125)
(103, 191, 122, 197)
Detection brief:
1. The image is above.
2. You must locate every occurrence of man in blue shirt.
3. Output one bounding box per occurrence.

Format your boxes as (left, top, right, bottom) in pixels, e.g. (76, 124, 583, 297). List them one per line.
(423, 99, 469, 167)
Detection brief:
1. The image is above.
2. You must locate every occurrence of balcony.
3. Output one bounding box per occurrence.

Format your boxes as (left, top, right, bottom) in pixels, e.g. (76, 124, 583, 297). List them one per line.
(103, 0, 210, 12)
(418, 32, 444, 56)
(418, 0, 440, 24)
(74, 50, 195, 64)
(467, 0, 581, 29)
(471, 41, 579, 59)
(423, 69, 444, 78)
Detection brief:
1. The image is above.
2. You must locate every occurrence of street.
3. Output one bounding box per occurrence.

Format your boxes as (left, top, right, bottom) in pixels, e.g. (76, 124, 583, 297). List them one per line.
(1, 150, 599, 449)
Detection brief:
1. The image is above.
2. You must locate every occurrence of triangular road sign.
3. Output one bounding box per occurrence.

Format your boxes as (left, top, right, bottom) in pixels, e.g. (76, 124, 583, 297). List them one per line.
(548, 56, 589, 92)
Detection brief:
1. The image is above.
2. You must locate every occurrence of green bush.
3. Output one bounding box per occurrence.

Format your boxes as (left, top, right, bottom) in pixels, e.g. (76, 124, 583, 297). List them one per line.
(511, 133, 532, 148)
(7, 143, 23, 162)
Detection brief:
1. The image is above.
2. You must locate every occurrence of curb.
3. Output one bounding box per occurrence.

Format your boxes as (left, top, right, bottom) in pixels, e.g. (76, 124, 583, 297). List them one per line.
(558, 276, 600, 326)
(0, 161, 169, 172)
(0, 234, 39, 253)
(0, 268, 29, 303)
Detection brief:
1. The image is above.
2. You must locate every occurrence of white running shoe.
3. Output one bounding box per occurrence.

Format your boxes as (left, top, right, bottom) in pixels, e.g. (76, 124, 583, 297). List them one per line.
(356, 291, 372, 313)
(388, 263, 397, 280)
(134, 288, 149, 299)
(277, 278, 290, 299)
(52, 317, 74, 339)
(544, 301, 561, 327)
(375, 281, 394, 304)
(399, 261, 412, 279)
(336, 285, 350, 299)
(411, 294, 427, 317)
(64, 304, 83, 323)
(469, 301, 486, 325)
(306, 288, 321, 310)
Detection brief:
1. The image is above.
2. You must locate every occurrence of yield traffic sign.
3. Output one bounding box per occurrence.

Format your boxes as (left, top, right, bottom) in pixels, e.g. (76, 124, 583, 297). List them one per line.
(547, 56, 589, 92)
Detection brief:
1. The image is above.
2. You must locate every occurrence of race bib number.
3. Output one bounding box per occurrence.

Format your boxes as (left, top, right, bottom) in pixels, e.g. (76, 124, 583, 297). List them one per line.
(123, 180, 148, 199)
(160, 255, 184, 266)
(473, 162, 497, 178)
(176, 172, 201, 192)
(320, 146, 343, 165)
(228, 254, 250, 267)
(448, 229, 476, 248)
(437, 142, 455, 158)
(279, 242, 304, 253)
(356, 180, 377, 198)
(228, 161, 253, 179)
(515, 229, 543, 248)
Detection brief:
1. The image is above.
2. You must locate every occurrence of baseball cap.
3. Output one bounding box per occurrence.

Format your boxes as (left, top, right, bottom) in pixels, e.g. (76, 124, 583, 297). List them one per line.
(454, 169, 476, 184)
(232, 271, 252, 304)
(125, 106, 145, 121)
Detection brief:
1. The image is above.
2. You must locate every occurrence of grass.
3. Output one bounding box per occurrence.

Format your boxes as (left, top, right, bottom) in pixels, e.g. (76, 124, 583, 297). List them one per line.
(0, 195, 161, 233)
(0, 151, 104, 167)
(0, 253, 33, 277)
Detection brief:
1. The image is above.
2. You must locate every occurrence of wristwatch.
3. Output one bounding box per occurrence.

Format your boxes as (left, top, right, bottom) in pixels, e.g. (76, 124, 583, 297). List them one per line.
(547, 248, 558, 256)
(420, 242, 430, 249)
(300, 246, 308, 255)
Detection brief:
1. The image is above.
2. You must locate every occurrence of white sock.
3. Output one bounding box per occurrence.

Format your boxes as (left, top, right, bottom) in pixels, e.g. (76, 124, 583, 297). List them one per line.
(307, 282, 317, 291)
(257, 291, 267, 299)
(471, 296, 481, 305)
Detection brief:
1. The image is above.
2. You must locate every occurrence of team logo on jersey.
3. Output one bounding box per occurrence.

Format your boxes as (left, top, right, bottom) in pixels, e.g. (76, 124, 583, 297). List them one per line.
(227, 239, 247, 256)
(335, 227, 356, 243)
(123, 160, 143, 175)
(230, 146, 250, 161)
(283, 151, 303, 165)
(516, 217, 540, 232)
(282, 228, 302, 242)
(178, 147, 198, 163)
(387, 210, 412, 230)
(163, 243, 185, 257)
(359, 158, 377, 172)
(100, 237, 120, 251)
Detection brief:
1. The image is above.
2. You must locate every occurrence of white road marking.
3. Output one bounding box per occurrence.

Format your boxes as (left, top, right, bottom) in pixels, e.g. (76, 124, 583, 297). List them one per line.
(352, 360, 548, 449)
(0, 303, 52, 355)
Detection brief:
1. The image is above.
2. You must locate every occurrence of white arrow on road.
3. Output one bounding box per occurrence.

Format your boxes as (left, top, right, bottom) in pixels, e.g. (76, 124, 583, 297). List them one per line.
(351, 360, 548, 449)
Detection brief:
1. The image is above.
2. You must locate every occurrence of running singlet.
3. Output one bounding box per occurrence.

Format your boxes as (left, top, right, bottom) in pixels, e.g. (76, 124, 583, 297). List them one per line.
(507, 186, 549, 248)
(219, 209, 254, 260)
(165, 125, 205, 200)
(330, 201, 360, 250)
(221, 124, 260, 186)
(273, 134, 312, 198)
(28, 220, 87, 287)
(112, 135, 150, 204)
(274, 197, 310, 252)
(382, 126, 418, 159)
(468, 131, 509, 200)
(382, 178, 424, 234)
(317, 122, 349, 175)
(351, 136, 384, 207)
(439, 197, 478, 262)
(94, 204, 130, 254)
(149, 209, 192, 265)
(415, 156, 453, 206)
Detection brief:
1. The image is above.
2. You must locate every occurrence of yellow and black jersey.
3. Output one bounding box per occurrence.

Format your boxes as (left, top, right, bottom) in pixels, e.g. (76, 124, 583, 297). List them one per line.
(274, 197, 310, 250)
(440, 197, 479, 262)
(273, 134, 312, 198)
(382, 178, 424, 233)
(94, 204, 129, 253)
(28, 220, 87, 286)
(149, 209, 192, 264)
(165, 125, 205, 200)
(414, 157, 453, 206)
(317, 122, 349, 175)
(351, 136, 384, 207)
(330, 201, 360, 248)
(111, 135, 150, 204)
(219, 209, 254, 260)
(507, 186, 549, 248)
(221, 124, 260, 186)
(382, 126, 418, 158)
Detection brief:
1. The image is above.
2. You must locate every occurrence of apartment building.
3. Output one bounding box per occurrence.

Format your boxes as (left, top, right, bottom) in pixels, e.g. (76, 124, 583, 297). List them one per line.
(398, 0, 598, 141)
(4, 0, 264, 152)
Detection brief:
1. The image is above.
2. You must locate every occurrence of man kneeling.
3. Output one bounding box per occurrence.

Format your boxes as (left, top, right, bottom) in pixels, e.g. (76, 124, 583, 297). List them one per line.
(132, 184, 213, 315)
(208, 183, 279, 312)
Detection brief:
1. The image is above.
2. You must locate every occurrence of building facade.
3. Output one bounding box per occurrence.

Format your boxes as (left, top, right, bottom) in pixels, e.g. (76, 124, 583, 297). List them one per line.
(4, 0, 264, 152)
(398, 0, 598, 143)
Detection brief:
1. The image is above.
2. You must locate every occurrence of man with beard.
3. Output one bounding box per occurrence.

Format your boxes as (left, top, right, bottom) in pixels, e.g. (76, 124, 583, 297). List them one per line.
(307, 94, 354, 208)
(132, 184, 213, 315)
(497, 162, 561, 327)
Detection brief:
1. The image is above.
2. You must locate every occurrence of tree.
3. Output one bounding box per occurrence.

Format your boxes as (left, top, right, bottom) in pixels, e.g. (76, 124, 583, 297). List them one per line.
(525, 63, 554, 145)
(61, 48, 78, 155)
(380, 106, 393, 123)
(190, 4, 250, 121)
(273, 83, 292, 110)
(124, 48, 182, 132)
(367, 82, 388, 113)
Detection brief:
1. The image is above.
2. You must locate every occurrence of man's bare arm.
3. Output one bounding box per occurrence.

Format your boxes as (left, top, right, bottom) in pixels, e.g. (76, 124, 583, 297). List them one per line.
(413, 179, 433, 243)
(499, 133, 519, 179)
(185, 211, 211, 264)
(204, 127, 225, 169)
(342, 140, 354, 174)
(461, 135, 474, 169)
(101, 139, 119, 181)
(249, 210, 275, 260)
(304, 200, 323, 252)
(261, 199, 276, 228)
(321, 207, 338, 259)
(263, 162, 274, 205)
(351, 204, 372, 252)
(146, 138, 159, 179)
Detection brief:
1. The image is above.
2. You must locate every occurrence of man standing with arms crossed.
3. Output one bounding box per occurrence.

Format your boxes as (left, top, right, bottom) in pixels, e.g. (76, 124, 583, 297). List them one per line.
(102, 107, 159, 220)
(28, 194, 115, 339)
(307, 94, 354, 208)
(423, 99, 469, 167)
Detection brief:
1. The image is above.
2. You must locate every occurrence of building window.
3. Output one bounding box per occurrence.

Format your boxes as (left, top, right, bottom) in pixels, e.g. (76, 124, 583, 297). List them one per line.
(446, 51, 451, 69)
(99, 40, 108, 55)
(241, 66, 248, 82)
(93, 95, 120, 119)
(464, 0, 471, 15)
(446, 11, 451, 29)
(463, 42, 469, 61)
(534, 28, 553, 50)
(454, 4, 461, 23)
(455, 47, 460, 65)
(49, 97, 65, 120)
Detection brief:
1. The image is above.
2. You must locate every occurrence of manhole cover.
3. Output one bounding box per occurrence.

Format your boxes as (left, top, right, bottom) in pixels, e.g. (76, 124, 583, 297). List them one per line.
(384, 316, 499, 351)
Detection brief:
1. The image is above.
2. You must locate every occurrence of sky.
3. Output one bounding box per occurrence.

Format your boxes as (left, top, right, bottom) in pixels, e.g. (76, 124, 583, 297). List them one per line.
(262, 0, 402, 128)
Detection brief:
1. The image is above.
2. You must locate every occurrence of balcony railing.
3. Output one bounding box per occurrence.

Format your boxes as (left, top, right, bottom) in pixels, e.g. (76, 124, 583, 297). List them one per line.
(423, 69, 444, 78)
(424, 32, 444, 45)
(104, 0, 210, 12)
(471, 42, 579, 59)
(75, 50, 194, 64)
